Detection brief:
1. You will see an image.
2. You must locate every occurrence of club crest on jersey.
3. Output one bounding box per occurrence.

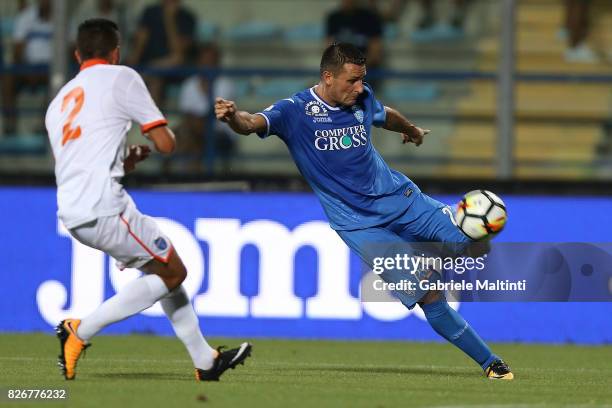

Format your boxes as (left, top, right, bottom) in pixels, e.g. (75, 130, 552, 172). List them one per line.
(305, 100, 327, 116)
(352, 105, 364, 124)
(305, 100, 332, 123)
(154, 237, 168, 251)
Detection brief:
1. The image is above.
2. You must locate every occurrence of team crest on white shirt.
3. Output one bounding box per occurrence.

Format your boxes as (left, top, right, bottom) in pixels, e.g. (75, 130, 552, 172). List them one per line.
(352, 105, 364, 124)
(154, 237, 168, 250)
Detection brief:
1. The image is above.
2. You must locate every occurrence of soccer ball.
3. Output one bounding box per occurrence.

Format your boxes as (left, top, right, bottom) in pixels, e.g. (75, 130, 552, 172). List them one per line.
(455, 190, 507, 240)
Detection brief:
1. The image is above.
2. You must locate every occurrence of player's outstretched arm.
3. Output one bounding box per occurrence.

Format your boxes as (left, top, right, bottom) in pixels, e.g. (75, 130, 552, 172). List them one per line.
(383, 106, 430, 146)
(215, 97, 267, 136)
(147, 126, 176, 154)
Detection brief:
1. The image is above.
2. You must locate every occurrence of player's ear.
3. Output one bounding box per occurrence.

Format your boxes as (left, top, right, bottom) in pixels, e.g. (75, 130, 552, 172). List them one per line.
(111, 47, 120, 64)
(322, 70, 333, 86)
(74, 50, 82, 65)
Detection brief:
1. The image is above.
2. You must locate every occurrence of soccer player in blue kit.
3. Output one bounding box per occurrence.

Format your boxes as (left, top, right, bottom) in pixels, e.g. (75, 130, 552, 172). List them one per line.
(215, 43, 513, 380)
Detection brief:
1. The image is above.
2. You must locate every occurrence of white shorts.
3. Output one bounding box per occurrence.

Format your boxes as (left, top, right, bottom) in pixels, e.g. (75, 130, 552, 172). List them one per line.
(69, 199, 173, 270)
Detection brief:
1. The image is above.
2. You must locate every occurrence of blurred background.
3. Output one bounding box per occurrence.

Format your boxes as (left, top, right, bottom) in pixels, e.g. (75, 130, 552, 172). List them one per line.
(1, 0, 611, 191)
(1, 0, 611, 344)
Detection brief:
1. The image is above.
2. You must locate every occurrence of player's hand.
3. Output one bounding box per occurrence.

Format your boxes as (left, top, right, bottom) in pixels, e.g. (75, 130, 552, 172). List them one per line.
(215, 97, 237, 123)
(402, 126, 430, 146)
(124, 144, 151, 173)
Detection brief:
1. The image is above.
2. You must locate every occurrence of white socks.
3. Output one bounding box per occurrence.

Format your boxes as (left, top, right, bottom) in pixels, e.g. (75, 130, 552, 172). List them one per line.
(161, 286, 216, 370)
(77, 274, 169, 341)
(77, 274, 215, 370)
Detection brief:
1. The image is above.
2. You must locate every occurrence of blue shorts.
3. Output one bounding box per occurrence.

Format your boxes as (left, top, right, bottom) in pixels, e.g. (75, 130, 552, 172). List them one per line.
(337, 192, 471, 309)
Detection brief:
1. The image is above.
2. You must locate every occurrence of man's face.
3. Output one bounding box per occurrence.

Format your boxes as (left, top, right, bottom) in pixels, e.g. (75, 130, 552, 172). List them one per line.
(327, 63, 366, 107)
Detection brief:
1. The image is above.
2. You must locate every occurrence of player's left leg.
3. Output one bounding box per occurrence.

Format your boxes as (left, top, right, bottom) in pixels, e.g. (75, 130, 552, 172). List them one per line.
(107, 202, 251, 381)
(417, 290, 513, 380)
(391, 192, 513, 379)
(146, 256, 252, 381)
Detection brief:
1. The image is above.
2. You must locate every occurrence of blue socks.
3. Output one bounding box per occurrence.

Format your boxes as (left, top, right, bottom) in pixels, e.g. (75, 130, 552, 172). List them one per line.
(421, 298, 498, 370)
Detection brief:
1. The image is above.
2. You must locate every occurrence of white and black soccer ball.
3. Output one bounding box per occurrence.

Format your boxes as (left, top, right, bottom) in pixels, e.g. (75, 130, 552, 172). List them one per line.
(455, 190, 507, 240)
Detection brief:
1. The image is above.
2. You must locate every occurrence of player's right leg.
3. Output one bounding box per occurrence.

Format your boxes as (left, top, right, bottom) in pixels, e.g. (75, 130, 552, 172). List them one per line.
(336, 227, 432, 309)
(394, 191, 491, 258)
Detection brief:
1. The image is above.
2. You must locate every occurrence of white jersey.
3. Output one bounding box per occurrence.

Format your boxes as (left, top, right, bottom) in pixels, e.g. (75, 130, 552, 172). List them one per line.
(46, 61, 166, 228)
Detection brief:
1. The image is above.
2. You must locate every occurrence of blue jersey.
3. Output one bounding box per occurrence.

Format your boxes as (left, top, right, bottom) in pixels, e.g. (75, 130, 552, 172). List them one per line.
(256, 84, 419, 230)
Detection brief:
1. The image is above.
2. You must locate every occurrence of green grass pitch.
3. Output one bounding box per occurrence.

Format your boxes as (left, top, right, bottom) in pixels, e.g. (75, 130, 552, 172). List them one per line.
(0, 333, 610, 407)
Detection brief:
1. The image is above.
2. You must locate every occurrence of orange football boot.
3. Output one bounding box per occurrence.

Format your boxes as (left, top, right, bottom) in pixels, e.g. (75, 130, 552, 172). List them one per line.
(55, 319, 90, 380)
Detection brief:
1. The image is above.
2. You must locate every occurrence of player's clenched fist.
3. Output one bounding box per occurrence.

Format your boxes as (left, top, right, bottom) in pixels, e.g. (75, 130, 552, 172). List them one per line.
(215, 97, 237, 122)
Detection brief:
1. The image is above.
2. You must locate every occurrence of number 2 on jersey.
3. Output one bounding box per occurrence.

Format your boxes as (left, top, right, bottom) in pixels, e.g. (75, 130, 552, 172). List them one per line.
(61, 87, 84, 146)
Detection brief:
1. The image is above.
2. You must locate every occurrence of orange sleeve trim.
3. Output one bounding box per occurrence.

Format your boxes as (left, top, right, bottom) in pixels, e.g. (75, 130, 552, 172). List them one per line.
(119, 213, 173, 264)
(141, 119, 168, 134)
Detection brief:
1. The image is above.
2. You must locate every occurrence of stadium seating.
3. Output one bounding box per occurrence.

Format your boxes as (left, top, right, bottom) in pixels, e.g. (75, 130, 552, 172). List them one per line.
(444, 0, 612, 178)
(1, 0, 610, 180)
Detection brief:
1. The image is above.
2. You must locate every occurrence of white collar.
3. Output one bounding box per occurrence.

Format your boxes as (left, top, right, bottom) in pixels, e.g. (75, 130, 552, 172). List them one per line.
(310, 86, 341, 111)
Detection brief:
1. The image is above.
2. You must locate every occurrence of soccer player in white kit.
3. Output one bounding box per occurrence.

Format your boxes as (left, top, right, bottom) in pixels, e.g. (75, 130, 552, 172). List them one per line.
(46, 19, 251, 381)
